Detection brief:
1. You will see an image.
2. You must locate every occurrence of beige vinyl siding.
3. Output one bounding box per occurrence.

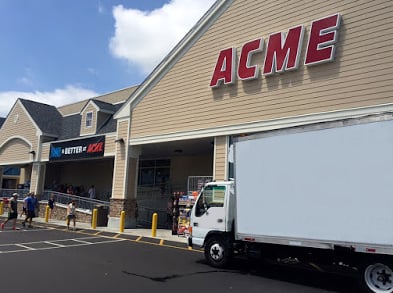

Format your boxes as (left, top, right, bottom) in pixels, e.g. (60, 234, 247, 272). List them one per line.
(0, 139, 31, 164)
(214, 136, 228, 181)
(130, 0, 393, 138)
(104, 134, 116, 155)
(41, 144, 50, 161)
(0, 103, 38, 164)
(58, 100, 88, 117)
(30, 163, 39, 193)
(80, 104, 97, 135)
(95, 86, 137, 105)
(112, 120, 129, 198)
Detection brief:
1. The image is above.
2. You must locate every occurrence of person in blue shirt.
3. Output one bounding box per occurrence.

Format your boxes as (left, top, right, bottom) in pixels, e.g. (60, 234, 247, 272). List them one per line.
(22, 193, 37, 228)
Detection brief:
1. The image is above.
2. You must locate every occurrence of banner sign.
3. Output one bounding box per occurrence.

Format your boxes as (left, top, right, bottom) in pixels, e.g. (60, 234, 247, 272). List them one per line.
(49, 136, 105, 161)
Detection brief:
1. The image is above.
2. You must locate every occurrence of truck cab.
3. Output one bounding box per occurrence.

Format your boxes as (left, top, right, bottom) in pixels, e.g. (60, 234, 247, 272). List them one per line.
(188, 181, 236, 267)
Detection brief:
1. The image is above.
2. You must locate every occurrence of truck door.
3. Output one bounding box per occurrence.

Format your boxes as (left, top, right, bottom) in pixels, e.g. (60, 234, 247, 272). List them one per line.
(191, 185, 226, 247)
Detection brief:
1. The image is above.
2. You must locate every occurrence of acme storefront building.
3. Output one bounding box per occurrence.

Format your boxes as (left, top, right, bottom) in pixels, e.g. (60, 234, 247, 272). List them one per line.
(0, 0, 392, 228)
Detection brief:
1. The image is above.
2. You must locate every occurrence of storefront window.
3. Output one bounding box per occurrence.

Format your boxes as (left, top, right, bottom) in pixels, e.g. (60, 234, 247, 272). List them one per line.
(138, 159, 170, 187)
(3, 167, 20, 176)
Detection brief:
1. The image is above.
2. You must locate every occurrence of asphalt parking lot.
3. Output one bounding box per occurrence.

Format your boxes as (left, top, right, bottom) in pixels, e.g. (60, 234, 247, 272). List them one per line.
(0, 219, 361, 293)
(0, 219, 191, 251)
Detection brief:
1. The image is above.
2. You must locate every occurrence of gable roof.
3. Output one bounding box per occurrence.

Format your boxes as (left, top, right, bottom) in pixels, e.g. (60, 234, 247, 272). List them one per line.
(114, 0, 233, 120)
(58, 85, 137, 116)
(81, 99, 117, 115)
(0, 117, 5, 128)
(19, 99, 63, 137)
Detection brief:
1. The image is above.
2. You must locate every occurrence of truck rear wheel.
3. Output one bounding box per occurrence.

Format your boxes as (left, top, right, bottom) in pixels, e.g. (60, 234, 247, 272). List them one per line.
(361, 263, 393, 293)
(204, 236, 231, 268)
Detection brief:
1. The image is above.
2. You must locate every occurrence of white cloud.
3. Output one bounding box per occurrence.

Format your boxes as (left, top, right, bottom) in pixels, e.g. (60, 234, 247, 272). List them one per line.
(109, 0, 216, 74)
(0, 85, 99, 117)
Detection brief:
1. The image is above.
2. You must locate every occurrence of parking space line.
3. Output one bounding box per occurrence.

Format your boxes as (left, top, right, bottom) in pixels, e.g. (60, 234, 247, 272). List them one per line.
(1, 222, 197, 253)
(73, 239, 94, 244)
(16, 244, 36, 250)
(45, 241, 66, 248)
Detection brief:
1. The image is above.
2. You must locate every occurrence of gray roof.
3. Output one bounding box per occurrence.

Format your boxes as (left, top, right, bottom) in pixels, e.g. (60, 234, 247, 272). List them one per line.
(57, 114, 82, 140)
(20, 99, 62, 136)
(0, 118, 5, 128)
(97, 103, 124, 134)
(92, 100, 117, 113)
(20, 98, 123, 141)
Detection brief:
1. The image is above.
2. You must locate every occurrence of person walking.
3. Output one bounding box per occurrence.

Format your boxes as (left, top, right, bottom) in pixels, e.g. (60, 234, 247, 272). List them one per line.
(48, 193, 55, 219)
(1, 193, 18, 230)
(20, 194, 28, 218)
(22, 193, 36, 228)
(66, 200, 77, 230)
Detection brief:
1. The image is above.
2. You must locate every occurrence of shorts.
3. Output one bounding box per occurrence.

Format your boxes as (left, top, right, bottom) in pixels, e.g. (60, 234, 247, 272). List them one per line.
(27, 210, 36, 218)
(8, 212, 17, 220)
(67, 215, 76, 220)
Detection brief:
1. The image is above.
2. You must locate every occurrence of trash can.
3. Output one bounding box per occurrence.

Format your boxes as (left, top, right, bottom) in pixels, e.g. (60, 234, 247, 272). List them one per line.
(95, 205, 109, 226)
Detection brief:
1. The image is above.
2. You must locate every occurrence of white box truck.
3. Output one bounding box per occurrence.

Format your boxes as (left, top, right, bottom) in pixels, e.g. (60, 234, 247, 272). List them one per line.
(188, 114, 393, 293)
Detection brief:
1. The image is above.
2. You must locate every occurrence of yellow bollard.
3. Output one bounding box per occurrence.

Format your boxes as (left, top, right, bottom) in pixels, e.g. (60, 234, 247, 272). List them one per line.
(151, 212, 158, 237)
(120, 210, 125, 233)
(92, 208, 98, 229)
(0, 201, 3, 216)
(45, 205, 50, 222)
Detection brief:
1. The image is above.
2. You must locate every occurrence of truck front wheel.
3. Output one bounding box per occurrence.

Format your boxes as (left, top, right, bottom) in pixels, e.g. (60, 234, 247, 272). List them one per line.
(204, 236, 231, 268)
(361, 262, 393, 293)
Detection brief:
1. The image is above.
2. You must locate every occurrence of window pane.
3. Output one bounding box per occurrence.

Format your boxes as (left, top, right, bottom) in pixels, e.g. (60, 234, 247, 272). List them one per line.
(139, 169, 154, 186)
(86, 112, 93, 127)
(140, 160, 155, 167)
(156, 159, 170, 167)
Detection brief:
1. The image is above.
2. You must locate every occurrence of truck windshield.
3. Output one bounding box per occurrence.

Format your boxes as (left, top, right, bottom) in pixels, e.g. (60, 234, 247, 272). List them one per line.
(195, 185, 225, 217)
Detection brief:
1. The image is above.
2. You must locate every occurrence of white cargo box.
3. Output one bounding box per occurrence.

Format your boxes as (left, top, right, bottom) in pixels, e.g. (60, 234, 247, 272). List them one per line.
(234, 117, 393, 246)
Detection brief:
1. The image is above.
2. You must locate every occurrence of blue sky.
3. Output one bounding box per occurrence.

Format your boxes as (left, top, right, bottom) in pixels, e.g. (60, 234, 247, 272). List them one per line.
(0, 0, 215, 116)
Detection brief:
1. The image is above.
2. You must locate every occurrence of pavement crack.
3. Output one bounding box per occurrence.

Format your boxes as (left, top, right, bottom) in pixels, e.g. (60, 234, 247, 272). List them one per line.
(121, 270, 227, 282)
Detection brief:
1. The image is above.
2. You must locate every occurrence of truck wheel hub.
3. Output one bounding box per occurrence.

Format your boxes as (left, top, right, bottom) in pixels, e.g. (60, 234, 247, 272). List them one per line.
(210, 243, 224, 260)
(365, 263, 393, 292)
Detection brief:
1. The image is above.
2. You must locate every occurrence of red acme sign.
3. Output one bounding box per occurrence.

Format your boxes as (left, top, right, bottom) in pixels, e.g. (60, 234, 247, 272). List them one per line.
(209, 14, 341, 88)
(87, 142, 103, 153)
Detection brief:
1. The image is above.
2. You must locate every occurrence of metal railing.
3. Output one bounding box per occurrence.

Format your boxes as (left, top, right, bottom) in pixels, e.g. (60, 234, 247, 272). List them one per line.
(1, 188, 172, 229)
(136, 205, 168, 229)
(0, 188, 30, 200)
(41, 190, 110, 211)
(0, 189, 109, 212)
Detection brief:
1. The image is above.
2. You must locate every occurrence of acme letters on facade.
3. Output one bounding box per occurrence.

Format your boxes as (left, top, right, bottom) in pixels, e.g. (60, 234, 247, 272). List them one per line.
(209, 13, 341, 88)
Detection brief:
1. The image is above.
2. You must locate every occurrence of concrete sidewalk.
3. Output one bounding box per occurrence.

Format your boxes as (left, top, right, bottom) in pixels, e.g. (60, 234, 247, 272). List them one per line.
(1, 213, 188, 244)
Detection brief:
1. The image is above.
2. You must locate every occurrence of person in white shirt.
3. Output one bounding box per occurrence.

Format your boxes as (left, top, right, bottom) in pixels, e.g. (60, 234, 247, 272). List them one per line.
(88, 185, 95, 199)
(66, 200, 77, 230)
